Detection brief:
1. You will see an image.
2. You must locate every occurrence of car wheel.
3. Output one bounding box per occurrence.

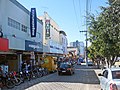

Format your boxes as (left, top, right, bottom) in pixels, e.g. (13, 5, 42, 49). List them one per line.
(69, 71, 72, 75)
(73, 71, 75, 74)
(58, 72, 61, 75)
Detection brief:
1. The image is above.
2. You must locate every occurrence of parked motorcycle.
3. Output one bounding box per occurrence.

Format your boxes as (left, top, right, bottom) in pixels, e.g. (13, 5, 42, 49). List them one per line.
(0, 72, 15, 89)
(22, 69, 31, 81)
(9, 71, 21, 86)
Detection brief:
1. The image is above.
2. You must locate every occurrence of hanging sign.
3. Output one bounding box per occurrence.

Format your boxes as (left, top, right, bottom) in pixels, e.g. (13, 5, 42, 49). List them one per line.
(45, 20, 50, 37)
(30, 8, 37, 37)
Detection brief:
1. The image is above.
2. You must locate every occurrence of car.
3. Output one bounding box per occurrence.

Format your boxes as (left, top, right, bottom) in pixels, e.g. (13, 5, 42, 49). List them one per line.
(77, 60, 81, 65)
(114, 62, 120, 67)
(98, 67, 120, 90)
(57, 62, 75, 75)
(87, 61, 94, 66)
(77, 58, 82, 65)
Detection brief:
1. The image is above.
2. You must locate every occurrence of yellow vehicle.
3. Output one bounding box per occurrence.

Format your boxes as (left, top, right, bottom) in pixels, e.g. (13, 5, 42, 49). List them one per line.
(41, 56, 57, 72)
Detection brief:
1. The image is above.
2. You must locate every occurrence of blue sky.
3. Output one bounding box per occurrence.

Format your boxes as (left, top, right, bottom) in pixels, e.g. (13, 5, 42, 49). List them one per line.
(17, 0, 108, 46)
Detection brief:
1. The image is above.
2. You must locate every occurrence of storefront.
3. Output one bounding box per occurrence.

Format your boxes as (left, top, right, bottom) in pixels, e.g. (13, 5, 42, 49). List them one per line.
(0, 0, 43, 72)
(24, 40, 43, 67)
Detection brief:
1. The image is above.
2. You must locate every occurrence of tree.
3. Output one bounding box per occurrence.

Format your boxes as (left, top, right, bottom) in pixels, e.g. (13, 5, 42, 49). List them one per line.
(88, 0, 120, 67)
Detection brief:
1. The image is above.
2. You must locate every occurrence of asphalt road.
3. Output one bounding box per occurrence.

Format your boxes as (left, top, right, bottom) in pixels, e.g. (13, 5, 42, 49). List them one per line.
(2, 64, 102, 90)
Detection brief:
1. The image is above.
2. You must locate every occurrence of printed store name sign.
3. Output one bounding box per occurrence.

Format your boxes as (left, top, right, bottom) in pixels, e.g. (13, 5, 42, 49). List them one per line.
(30, 8, 37, 37)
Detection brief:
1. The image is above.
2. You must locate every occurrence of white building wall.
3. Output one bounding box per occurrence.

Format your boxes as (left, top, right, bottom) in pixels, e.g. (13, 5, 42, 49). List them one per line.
(69, 41, 84, 56)
(0, 0, 43, 51)
(38, 12, 68, 54)
(59, 33, 68, 54)
(79, 42, 84, 56)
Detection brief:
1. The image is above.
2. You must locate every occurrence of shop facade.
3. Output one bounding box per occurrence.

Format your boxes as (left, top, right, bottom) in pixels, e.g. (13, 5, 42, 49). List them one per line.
(38, 12, 68, 72)
(38, 12, 68, 56)
(0, 0, 43, 72)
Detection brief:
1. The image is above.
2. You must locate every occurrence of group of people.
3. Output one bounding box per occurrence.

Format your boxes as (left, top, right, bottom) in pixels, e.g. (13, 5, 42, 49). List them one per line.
(21, 60, 32, 72)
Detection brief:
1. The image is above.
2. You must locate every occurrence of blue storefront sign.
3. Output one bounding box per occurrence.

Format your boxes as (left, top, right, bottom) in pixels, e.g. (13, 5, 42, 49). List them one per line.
(25, 40, 42, 52)
(30, 8, 37, 37)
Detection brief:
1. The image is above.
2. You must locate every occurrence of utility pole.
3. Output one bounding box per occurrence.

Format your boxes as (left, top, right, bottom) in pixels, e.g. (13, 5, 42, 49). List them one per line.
(86, 0, 88, 67)
(79, 30, 88, 66)
(79, 0, 88, 67)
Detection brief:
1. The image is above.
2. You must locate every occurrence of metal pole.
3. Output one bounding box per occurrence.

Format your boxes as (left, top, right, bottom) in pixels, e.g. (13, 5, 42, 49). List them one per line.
(79, 30, 87, 66)
(86, 0, 88, 67)
(86, 31, 88, 67)
(79, 0, 88, 67)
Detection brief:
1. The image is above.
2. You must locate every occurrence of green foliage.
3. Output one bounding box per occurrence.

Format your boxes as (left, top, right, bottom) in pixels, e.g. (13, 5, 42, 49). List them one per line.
(88, 0, 120, 64)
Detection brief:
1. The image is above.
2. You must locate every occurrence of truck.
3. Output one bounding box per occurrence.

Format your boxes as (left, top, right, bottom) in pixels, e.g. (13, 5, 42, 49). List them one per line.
(41, 56, 57, 72)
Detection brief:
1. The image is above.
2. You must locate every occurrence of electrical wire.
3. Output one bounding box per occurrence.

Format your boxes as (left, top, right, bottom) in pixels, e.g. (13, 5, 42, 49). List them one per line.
(72, 0, 80, 31)
(89, 0, 92, 14)
(78, 0, 82, 28)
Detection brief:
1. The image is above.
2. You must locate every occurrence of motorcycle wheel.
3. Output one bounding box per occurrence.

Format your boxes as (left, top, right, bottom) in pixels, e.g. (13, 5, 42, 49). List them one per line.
(6, 80, 15, 89)
(13, 77, 21, 86)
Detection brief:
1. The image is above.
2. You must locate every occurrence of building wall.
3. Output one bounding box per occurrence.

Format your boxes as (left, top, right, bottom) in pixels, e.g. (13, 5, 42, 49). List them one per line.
(59, 33, 68, 54)
(79, 42, 84, 56)
(0, 0, 43, 51)
(38, 12, 68, 54)
(0, 0, 43, 72)
(67, 47, 78, 56)
(70, 41, 84, 56)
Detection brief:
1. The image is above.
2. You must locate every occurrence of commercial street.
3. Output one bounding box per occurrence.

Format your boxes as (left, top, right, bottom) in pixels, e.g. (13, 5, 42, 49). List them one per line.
(2, 64, 101, 90)
(0, 0, 119, 90)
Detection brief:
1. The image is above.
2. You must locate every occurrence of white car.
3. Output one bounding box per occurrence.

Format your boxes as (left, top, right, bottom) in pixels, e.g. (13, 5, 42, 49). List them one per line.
(98, 67, 120, 90)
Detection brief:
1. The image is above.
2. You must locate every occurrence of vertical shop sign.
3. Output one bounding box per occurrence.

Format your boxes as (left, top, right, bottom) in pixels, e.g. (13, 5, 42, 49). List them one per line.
(30, 8, 37, 37)
(45, 20, 50, 37)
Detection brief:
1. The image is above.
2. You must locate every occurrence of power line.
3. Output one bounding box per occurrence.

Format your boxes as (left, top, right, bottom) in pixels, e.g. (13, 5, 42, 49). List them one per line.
(78, 0, 82, 27)
(89, 0, 92, 13)
(72, 0, 80, 31)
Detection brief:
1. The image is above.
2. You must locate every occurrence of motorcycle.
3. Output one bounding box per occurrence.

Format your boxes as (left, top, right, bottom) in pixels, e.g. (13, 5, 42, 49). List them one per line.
(0, 72, 15, 89)
(9, 71, 21, 86)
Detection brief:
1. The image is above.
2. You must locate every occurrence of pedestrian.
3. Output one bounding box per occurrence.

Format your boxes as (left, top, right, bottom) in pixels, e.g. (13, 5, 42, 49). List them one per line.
(57, 58, 62, 68)
(21, 60, 27, 71)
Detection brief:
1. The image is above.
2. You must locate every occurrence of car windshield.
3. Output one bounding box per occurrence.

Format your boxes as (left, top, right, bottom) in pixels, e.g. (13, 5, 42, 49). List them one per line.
(60, 64, 71, 68)
(112, 70, 120, 79)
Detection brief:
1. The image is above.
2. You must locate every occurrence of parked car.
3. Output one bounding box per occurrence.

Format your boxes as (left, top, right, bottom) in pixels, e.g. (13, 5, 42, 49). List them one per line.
(87, 61, 94, 66)
(98, 67, 120, 90)
(114, 62, 120, 67)
(77, 60, 81, 65)
(57, 62, 75, 75)
(77, 58, 82, 65)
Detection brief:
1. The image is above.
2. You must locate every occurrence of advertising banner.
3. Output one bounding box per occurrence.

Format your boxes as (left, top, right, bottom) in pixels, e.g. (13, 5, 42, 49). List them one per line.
(25, 40, 42, 52)
(45, 20, 50, 37)
(30, 8, 37, 37)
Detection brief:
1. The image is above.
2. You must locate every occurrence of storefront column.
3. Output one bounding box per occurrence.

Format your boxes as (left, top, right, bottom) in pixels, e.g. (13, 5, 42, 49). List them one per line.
(37, 55, 40, 65)
(18, 54, 22, 72)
